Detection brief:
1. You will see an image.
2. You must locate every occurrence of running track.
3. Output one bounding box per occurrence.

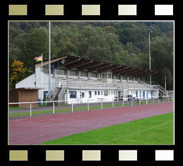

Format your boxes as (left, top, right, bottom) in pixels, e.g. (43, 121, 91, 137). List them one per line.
(9, 102, 173, 145)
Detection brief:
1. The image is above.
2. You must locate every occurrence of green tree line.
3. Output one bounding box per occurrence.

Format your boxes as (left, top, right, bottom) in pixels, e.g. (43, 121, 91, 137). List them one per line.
(9, 22, 173, 90)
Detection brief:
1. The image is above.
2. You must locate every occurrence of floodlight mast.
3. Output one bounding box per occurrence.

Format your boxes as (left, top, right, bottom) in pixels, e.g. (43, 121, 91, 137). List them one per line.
(149, 26, 153, 85)
(49, 21, 51, 91)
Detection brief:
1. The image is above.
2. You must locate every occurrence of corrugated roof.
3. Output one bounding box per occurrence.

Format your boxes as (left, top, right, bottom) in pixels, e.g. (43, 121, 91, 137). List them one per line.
(35, 55, 157, 77)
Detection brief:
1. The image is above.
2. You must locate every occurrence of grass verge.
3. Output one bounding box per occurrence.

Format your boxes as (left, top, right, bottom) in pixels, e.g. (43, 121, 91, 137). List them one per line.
(9, 103, 132, 117)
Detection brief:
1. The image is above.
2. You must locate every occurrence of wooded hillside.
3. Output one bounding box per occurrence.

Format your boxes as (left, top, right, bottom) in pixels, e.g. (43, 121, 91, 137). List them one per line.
(9, 21, 173, 90)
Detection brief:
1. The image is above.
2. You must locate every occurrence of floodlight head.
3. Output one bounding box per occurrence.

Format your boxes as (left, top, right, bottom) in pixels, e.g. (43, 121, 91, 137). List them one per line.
(149, 26, 154, 29)
(149, 26, 154, 33)
(61, 59, 65, 64)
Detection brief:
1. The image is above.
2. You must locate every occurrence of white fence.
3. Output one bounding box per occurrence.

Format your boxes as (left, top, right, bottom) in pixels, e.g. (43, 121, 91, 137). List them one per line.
(9, 96, 173, 118)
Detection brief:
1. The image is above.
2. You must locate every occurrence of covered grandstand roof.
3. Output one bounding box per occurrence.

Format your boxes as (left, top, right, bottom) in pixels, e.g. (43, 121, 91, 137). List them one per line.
(35, 55, 157, 77)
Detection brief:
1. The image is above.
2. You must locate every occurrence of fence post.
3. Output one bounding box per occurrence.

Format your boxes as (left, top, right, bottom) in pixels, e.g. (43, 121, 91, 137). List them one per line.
(101, 99, 103, 109)
(153, 98, 154, 104)
(87, 100, 89, 111)
(30, 102, 32, 117)
(72, 100, 73, 112)
(139, 100, 141, 105)
(122, 99, 124, 107)
(146, 99, 148, 105)
(53, 102, 55, 114)
(131, 99, 133, 106)
(112, 99, 114, 108)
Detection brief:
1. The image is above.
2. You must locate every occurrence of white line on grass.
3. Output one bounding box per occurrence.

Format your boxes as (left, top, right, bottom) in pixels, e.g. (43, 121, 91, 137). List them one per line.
(100, 121, 173, 144)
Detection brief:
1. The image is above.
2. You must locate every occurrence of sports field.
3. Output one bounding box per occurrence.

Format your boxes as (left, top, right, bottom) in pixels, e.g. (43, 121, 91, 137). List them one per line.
(9, 102, 173, 145)
(41, 112, 173, 145)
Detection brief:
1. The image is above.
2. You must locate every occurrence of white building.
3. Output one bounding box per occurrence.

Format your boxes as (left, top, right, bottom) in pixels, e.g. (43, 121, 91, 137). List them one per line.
(16, 55, 161, 104)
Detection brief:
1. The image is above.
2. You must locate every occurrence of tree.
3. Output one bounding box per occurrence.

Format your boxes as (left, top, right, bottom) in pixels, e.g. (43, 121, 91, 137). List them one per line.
(9, 59, 28, 89)
(9, 22, 173, 89)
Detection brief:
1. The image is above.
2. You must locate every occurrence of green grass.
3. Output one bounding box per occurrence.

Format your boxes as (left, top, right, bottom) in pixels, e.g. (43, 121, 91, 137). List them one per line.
(40, 113, 173, 145)
(9, 106, 25, 110)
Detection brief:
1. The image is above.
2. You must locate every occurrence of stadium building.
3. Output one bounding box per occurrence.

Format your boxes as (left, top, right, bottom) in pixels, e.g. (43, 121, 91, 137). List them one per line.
(16, 55, 165, 104)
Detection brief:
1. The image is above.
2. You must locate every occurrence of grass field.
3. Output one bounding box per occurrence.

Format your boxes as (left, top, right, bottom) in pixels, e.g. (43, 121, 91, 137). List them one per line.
(40, 113, 173, 145)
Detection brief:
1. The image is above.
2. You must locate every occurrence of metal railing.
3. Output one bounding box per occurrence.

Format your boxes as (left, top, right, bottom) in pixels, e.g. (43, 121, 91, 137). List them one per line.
(58, 84, 67, 102)
(58, 80, 155, 90)
(153, 85, 167, 95)
(9, 96, 173, 118)
(46, 79, 59, 100)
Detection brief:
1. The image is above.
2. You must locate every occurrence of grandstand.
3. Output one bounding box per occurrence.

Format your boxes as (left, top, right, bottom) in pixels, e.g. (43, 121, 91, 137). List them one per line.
(15, 55, 168, 104)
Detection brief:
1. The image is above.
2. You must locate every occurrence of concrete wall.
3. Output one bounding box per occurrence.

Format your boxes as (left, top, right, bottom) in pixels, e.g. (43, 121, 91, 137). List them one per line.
(16, 68, 56, 99)
(16, 74, 36, 89)
(152, 90, 159, 99)
(15, 65, 159, 102)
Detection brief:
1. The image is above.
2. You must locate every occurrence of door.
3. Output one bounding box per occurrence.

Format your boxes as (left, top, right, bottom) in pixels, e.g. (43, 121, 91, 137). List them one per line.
(118, 91, 121, 99)
(80, 91, 85, 98)
(88, 91, 92, 98)
(143, 91, 145, 99)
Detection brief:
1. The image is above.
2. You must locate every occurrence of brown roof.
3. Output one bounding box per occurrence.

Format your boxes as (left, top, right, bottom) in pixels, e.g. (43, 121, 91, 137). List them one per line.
(35, 55, 157, 77)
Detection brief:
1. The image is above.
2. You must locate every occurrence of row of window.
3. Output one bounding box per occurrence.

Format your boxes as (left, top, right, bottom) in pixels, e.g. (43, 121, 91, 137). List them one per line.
(43, 67, 138, 81)
(70, 91, 152, 99)
(69, 90, 118, 98)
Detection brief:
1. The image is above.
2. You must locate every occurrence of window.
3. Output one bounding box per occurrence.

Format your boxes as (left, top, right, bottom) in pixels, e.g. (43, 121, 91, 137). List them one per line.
(44, 91, 48, 98)
(108, 73, 112, 78)
(91, 72, 97, 78)
(122, 76, 126, 80)
(115, 75, 120, 80)
(81, 71, 88, 77)
(80, 92, 84, 98)
(60, 69, 66, 75)
(70, 91, 77, 98)
(69, 70, 77, 76)
(95, 91, 97, 95)
(111, 91, 113, 95)
(104, 91, 108, 96)
(55, 69, 66, 75)
(43, 66, 48, 74)
(98, 91, 100, 95)
(102, 73, 107, 78)
(101, 91, 103, 95)
(108, 91, 110, 95)
(129, 76, 132, 80)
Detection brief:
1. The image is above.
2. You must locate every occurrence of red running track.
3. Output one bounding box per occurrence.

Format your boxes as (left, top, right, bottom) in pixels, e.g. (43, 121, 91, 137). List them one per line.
(9, 102, 173, 145)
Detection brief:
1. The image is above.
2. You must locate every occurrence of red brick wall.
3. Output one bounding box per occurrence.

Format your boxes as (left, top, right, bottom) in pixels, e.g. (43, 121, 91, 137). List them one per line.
(9, 89, 19, 107)
(19, 90, 38, 108)
(9, 89, 39, 108)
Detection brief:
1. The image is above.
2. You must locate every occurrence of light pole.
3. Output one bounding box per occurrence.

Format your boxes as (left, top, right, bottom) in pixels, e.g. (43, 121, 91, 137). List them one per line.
(49, 21, 51, 91)
(149, 26, 153, 85)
